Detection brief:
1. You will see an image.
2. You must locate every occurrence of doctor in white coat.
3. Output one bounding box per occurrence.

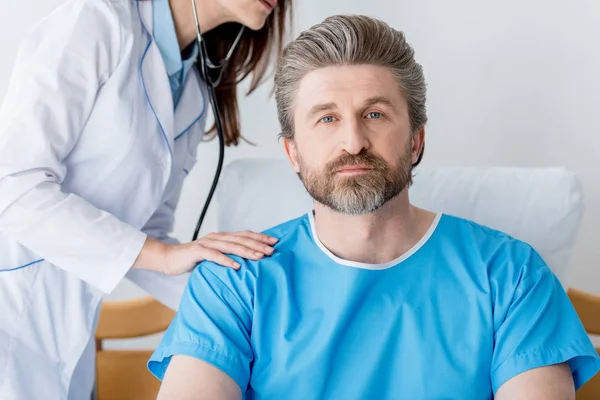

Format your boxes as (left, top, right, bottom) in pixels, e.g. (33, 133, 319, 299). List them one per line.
(0, 0, 292, 398)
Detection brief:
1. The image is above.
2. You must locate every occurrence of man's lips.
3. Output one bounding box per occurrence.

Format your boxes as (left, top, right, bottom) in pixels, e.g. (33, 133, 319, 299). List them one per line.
(336, 165, 373, 173)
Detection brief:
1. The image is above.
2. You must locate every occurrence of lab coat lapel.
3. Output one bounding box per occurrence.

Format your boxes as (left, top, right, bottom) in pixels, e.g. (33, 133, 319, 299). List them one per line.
(174, 67, 208, 141)
(137, 1, 175, 155)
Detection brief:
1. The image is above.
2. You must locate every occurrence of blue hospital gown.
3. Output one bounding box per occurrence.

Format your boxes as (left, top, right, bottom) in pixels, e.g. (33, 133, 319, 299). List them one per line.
(148, 212, 600, 399)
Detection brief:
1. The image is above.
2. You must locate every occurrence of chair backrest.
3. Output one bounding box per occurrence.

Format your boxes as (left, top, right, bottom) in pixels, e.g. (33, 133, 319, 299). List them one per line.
(216, 158, 585, 286)
(94, 297, 175, 400)
(568, 288, 600, 399)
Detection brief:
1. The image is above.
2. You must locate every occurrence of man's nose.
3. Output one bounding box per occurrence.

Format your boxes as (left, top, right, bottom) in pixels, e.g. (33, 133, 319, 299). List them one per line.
(340, 118, 370, 155)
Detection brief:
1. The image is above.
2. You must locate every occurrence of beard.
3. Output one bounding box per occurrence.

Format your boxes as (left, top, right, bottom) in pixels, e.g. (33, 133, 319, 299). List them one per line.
(297, 141, 414, 215)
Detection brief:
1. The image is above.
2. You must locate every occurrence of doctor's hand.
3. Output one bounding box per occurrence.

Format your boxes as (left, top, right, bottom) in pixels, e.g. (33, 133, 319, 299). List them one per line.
(133, 232, 279, 276)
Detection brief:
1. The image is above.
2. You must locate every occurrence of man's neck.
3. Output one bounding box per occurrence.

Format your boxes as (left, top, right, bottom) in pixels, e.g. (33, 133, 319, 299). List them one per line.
(169, 0, 230, 51)
(312, 193, 438, 265)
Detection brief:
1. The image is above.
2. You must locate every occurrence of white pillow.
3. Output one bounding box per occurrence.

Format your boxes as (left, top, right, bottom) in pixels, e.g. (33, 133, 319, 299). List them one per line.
(216, 157, 584, 286)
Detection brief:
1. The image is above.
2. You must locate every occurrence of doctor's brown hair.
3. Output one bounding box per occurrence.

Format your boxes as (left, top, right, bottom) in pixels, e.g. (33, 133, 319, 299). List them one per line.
(139, 0, 293, 146)
(202, 1, 292, 146)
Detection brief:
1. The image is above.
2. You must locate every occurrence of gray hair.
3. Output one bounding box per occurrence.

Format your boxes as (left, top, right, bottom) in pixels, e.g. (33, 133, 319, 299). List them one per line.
(274, 14, 427, 140)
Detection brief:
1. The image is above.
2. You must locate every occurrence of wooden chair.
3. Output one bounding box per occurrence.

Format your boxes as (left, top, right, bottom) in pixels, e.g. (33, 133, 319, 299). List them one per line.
(568, 288, 600, 399)
(94, 297, 176, 400)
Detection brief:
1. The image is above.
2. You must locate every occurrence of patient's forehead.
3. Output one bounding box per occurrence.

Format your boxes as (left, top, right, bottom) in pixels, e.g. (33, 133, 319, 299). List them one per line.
(294, 64, 406, 117)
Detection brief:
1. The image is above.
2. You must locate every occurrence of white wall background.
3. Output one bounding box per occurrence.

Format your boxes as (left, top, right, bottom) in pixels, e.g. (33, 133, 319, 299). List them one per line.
(1, 0, 599, 350)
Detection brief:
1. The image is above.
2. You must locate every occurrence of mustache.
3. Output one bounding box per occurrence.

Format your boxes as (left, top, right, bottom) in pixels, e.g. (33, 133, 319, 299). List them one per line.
(325, 152, 388, 174)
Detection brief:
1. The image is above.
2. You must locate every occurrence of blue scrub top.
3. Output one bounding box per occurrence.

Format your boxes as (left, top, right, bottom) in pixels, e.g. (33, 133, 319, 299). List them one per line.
(149, 212, 600, 399)
(153, 0, 198, 108)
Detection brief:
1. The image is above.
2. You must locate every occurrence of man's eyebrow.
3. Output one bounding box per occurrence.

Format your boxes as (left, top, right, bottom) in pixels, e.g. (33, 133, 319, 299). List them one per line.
(363, 96, 395, 109)
(307, 102, 337, 118)
(305, 96, 396, 119)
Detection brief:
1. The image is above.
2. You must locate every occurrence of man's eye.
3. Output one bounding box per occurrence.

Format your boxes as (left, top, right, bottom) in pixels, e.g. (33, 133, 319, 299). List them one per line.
(320, 116, 335, 123)
(366, 112, 382, 119)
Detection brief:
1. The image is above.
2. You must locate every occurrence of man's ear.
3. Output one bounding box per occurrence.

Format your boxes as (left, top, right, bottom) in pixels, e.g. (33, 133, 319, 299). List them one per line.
(411, 127, 425, 166)
(283, 137, 300, 173)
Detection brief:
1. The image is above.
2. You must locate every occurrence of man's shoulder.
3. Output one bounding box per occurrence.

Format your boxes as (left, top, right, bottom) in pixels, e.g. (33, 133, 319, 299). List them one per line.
(440, 213, 533, 250)
(260, 213, 311, 243)
(438, 213, 548, 282)
(196, 213, 310, 280)
(438, 214, 544, 268)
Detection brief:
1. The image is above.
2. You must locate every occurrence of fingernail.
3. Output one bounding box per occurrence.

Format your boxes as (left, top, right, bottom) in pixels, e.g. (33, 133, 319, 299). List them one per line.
(254, 252, 263, 257)
(264, 246, 274, 254)
(269, 237, 278, 243)
(232, 262, 241, 269)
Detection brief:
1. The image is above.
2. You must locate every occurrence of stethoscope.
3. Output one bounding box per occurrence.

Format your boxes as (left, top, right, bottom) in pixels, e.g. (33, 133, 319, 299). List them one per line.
(190, 0, 245, 241)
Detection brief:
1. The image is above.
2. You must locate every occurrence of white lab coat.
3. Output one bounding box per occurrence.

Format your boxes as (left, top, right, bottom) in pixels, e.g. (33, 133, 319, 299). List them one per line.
(0, 0, 204, 398)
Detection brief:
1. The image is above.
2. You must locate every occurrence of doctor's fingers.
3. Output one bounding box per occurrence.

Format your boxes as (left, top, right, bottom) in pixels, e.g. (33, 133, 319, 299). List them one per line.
(196, 237, 271, 261)
(230, 230, 279, 245)
(201, 232, 277, 254)
(187, 245, 242, 270)
(205, 231, 278, 245)
(162, 243, 239, 274)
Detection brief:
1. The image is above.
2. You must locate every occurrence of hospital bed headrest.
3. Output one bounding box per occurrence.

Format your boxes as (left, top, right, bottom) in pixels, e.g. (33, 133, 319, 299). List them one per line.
(216, 158, 584, 286)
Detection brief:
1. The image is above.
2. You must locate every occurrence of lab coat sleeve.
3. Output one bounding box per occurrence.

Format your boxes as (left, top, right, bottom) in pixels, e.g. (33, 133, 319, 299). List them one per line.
(0, 0, 147, 294)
